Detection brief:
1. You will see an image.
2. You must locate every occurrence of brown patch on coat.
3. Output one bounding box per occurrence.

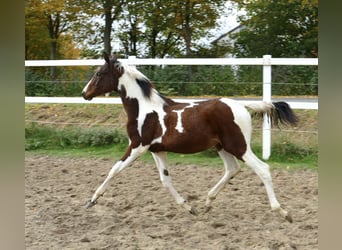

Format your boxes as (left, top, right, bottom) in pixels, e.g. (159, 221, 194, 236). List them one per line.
(141, 111, 163, 146)
(150, 99, 247, 160)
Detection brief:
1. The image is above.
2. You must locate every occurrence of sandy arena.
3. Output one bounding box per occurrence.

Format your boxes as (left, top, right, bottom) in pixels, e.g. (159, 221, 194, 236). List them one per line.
(25, 153, 317, 249)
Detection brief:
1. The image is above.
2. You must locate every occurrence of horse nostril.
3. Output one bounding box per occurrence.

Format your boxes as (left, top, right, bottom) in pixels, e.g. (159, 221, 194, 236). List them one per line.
(82, 91, 93, 101)
(82, 92, 89, 100)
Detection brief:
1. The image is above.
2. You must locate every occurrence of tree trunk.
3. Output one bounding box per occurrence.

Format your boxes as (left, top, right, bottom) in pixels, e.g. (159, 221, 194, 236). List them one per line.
(103, 0, 112, 55)
(47, 14, 59, 82)
(129, 17, 138, 56)
(50, 40, 57, 81)
(184, 0, 192, 81)
(149, 28, 158, 58)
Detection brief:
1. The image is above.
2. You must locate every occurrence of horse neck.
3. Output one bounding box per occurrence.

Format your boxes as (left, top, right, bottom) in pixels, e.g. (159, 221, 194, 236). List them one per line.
(118, 78, 167, 121)
(116, 65, 178, 118)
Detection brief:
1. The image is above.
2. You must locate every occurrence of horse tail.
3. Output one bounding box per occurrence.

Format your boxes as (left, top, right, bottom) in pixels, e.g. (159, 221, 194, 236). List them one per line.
(245, 101, 298, 127)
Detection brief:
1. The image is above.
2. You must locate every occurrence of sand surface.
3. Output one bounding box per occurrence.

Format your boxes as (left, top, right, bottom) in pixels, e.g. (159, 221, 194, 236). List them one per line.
(25, 153, 317, 249)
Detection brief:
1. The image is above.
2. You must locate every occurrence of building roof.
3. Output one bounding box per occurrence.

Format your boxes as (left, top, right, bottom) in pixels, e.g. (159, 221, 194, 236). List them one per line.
(212, 24, 245, 44)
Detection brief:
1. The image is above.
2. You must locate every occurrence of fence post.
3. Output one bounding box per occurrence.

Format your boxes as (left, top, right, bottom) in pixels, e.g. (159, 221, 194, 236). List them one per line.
(262, 55, 272, 160)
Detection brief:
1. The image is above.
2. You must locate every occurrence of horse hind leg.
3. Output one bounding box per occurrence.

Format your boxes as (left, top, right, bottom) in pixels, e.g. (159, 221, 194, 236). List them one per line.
(205, 150, 241, 212)
(242, 148, 293, 223)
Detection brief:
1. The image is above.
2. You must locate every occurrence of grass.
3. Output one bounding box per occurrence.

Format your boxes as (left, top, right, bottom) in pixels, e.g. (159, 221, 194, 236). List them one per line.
(27, 144, 316, 171)
(25, 103, 318, 170)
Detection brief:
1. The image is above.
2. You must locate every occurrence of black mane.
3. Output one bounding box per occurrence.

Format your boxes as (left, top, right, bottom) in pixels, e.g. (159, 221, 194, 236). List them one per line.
(136, 78, 153, 98)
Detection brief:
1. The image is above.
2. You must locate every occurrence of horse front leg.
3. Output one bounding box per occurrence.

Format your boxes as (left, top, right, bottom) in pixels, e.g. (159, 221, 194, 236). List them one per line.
(86, 144, 149, 208)
(151, 152, 197, 215)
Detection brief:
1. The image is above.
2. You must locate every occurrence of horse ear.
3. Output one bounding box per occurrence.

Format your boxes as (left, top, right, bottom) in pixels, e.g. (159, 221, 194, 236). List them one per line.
(103, 52, 110, 64)
(111, 53, 118, 62)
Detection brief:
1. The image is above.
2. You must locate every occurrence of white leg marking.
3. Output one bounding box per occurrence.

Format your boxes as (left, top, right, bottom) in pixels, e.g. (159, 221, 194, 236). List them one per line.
(242, 147, 281, 210)
(89, 145, 149, 203)
(243, 148, 293, 222)
(151, 152, 195, 213)
(206, 150, 240, 208)
(151, 152, 185, 204)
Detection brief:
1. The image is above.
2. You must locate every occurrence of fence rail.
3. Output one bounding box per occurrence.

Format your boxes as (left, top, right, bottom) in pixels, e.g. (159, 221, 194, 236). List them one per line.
(25, 57, 318, 67)
(25, 55, 318, 160)
(24, 96, 318, 110)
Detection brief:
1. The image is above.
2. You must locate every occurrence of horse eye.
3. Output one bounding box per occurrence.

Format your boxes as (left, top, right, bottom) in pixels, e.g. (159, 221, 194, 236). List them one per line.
(96, 72, 101, 77)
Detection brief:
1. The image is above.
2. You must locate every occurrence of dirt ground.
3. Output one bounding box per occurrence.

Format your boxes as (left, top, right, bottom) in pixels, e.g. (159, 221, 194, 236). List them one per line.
(25, 152, 318, 250)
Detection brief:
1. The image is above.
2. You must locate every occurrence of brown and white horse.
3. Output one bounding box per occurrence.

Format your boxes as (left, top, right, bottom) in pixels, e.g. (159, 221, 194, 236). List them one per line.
(82, 53, 298, 222)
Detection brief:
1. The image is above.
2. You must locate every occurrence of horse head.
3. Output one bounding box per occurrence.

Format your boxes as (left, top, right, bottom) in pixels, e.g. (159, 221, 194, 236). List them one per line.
(82, 53, 123, 100)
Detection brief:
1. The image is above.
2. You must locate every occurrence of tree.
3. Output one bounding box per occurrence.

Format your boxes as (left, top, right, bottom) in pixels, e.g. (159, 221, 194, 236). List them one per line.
(113, 0, 226, 59)
(171, 0, 225, 58)
(76, 0, 128, 57)
(101, 0, 124, 55)
(175, 0, 225, 79)
(117, 0, 145, 56)
(25, 5, 50, 60)
(143, 0, 182, 58)
(228, 0, 318, 95)
(231, 0, 318, 58)
(25, 0, 85, 80)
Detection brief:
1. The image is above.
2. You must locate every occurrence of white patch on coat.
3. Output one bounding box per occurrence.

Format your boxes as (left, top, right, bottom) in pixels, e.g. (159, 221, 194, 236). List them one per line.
(173, 110, 184, 133)
(219, 98, 252, 144)
(172, 102, 198, 133)
(117, 62, 151, 100)
(82, 78, 93, 93)
(117, 62, 167, 139)
(136, 92, 167, 138)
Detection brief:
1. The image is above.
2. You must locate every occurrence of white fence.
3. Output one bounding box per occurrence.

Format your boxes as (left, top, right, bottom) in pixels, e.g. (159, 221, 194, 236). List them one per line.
(25, 55, 318, 159)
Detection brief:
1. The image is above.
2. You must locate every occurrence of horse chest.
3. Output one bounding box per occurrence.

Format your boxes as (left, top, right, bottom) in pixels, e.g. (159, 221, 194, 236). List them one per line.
(125, 101, 166, 146)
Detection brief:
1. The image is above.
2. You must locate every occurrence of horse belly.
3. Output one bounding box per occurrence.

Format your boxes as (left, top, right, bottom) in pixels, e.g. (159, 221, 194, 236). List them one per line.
(150, 132, 219, 154)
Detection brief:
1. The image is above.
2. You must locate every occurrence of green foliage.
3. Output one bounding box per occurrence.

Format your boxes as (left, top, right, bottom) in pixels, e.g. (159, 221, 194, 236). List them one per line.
(25, 124, 128, 150)
(25, 0, 318, 97)
(116, 0, 227, 57)
(25, 69, 51, 96)
(25, 104, 317, 169)
(25, 63, 318, 97)
(25, 124, 317, 167)
(271, 142, 317, 163)
(272, 65, 318, 95)
(25, 66, 96, 96)
(252, 142, 317, 165)
(231, 0, 318, 58)
(140, 65, 243, 96)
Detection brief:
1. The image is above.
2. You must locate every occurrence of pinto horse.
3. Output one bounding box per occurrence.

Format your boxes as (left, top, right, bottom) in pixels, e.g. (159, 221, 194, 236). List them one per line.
(82, 53, 298, 222)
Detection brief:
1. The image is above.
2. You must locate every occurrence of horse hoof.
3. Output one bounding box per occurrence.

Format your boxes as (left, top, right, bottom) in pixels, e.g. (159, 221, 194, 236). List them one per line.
(189, 206, 198, 216)
(285, 212, 293, 223)
(204, 205, 212, 213)
(276, 207, 293, 223)
(85, 200, 97, 209)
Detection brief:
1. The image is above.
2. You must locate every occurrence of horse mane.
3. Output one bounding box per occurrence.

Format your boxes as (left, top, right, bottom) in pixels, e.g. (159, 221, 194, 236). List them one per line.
(116, 61, 154, 99)
(136, 78, 152, 98)
(115, 60, 177, 107)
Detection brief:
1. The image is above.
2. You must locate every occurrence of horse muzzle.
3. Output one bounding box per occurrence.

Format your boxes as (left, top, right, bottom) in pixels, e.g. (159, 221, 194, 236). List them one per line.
(82, 91, 93, 101)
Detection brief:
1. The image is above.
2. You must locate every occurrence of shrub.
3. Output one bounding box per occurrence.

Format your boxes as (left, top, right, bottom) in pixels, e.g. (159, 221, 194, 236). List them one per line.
(25, 124, 128, 150)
